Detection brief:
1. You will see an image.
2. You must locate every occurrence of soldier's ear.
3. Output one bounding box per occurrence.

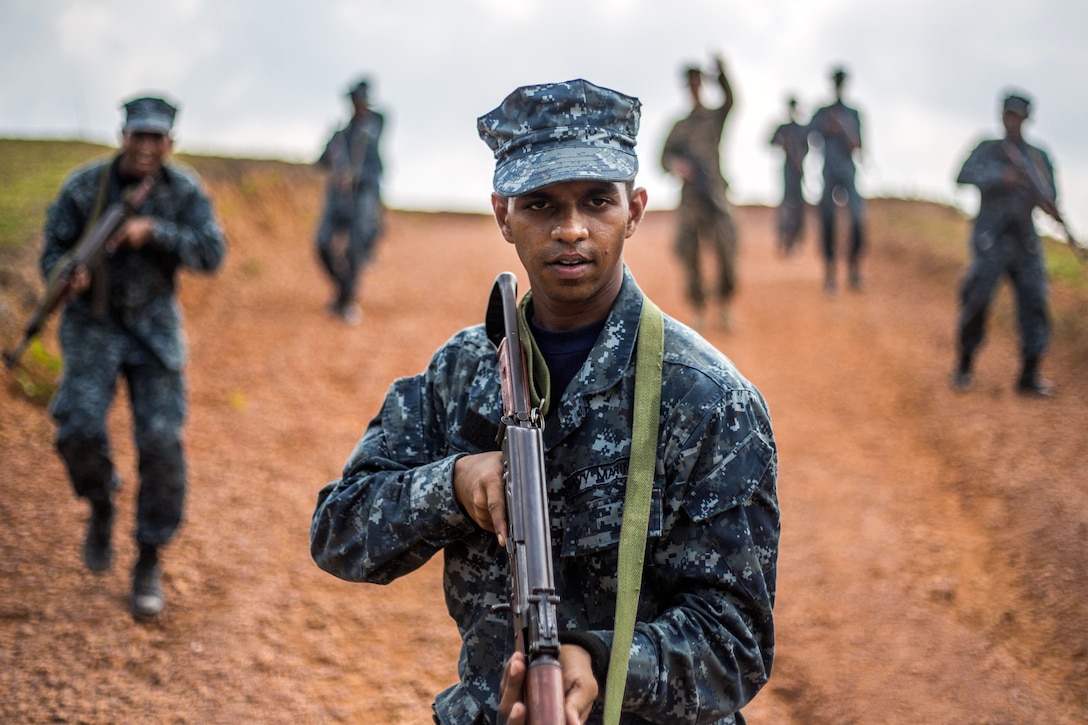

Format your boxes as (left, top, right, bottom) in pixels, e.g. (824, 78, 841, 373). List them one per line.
(626, 187, 648, 238)
(492, 193, 515, 244)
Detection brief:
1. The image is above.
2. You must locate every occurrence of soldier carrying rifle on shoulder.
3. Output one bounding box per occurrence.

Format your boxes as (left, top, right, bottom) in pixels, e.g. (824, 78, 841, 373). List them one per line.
(952, 90, 1080, 397)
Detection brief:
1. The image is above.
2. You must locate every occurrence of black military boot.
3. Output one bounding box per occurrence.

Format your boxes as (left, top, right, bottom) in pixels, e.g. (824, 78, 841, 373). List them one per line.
(950, 352, 974, 392)
(131, 545, 165, 620)
(82, 499, 114, 572)
(1016, 356, 1055, 397)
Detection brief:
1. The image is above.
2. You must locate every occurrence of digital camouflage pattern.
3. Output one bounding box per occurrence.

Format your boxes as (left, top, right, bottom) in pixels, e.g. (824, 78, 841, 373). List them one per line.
(42, 155, 225, 544)
(311, 270, 779, 725)
(955, 137, 1055, 359)
(41, 156, 226, 371)
(660, 73, 738, 312)
(477, 79, 640, 197)
(316, 109, 385, 309)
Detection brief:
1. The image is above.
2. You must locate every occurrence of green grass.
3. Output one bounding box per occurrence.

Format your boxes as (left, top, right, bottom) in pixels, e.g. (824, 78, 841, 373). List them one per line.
(0, 139, 116, 252)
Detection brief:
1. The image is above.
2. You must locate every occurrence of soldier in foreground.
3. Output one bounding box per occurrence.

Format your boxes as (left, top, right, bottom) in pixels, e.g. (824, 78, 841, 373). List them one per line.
(314, 77, 386, 325)
(809, 66, 866, 294)
(40, 95, 226, 619)
(952, 91, 1065, 396)
(661, 55, 740, 330)
(311, 79, 779, 724)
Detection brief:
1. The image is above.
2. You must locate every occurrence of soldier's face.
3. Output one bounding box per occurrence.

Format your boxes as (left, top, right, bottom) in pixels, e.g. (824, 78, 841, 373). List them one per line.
(491, 179, 646, 331)
(1002, 111, 1025, 140)
(120, 131, 172, 178)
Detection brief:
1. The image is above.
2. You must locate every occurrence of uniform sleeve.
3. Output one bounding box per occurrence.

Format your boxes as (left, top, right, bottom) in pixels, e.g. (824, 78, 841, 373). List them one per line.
(40, 176, 88, 280)
(661, 122, 683, 172)
(956, 141, 1007, 191)
(310, 346, 480, 584)
(591, 388, 779, 723)
(149, 175, 226, 273)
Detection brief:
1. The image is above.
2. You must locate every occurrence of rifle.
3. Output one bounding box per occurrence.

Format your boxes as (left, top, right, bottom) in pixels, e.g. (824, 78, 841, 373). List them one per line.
(486, 271, 565, 725)
(3, 174, 156, 370)
(667, 143, 729, 217)
(1003, 140, 1086, 262)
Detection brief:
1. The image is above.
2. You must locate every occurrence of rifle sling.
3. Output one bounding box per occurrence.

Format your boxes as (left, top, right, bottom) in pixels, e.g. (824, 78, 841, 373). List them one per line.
(87, 162, 112, 318)
(604, 296, 664, 725)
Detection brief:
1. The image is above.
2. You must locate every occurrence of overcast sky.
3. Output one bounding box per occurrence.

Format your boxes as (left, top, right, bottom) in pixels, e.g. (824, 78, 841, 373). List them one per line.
(3, 0, 1087, 237)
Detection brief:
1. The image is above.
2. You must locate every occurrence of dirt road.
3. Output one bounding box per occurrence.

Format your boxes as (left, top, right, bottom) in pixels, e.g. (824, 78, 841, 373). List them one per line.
(2, 161, 1086, 724)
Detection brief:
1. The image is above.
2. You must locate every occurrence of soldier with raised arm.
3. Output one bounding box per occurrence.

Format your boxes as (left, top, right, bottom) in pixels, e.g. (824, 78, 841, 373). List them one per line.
(661, 55, 740, 330)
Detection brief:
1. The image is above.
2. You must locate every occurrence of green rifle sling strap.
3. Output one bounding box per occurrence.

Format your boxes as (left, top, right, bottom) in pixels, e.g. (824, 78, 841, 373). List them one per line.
(603, 295, 664, 725)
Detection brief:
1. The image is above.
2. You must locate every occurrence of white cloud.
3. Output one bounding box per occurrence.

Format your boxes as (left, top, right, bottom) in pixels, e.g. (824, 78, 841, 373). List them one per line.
(1, 0, 1086, 234)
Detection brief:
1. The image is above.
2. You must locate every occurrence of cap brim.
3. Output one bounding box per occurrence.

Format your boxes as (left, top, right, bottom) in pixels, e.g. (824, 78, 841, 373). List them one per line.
(124, 120, 172, 135)
(493, 146, 638, 196)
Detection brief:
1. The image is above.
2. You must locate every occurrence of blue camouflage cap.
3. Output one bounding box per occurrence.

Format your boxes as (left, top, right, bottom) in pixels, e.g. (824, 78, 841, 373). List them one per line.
(121, 96, 177, 135)
(1002, 91, 1031, 118)
(477, 79, 641, 197)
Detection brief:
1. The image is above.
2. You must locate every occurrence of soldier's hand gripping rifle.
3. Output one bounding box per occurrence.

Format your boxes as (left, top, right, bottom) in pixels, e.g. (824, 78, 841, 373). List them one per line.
(486, 272, 565, 725)
(1004, 141, 1086, 262)
(3, 174, 156, 370)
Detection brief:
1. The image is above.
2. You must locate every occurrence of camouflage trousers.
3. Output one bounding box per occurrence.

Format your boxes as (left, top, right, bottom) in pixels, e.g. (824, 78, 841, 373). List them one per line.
(818, 170, 865, 267)
(674, 198, 738, 310)
(316, 183, 383, 308)
(51, 310, 187, 547)
(957, 233, 1050, 360)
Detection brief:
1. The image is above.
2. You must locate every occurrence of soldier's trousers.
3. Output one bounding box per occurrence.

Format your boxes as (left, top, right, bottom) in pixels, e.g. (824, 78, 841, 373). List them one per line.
(777, 169, 805, 252)
(956, 234, 1050, 360)
(819, 171, 865, 268)
(51, 315, 187, 548)
(316, 184, 382, 308)
(674, 199, 738, 310)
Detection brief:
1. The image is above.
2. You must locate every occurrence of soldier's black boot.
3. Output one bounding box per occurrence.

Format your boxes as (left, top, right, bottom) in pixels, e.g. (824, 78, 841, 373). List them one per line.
(131, 545, 165, 620)
(82, 499, 114, 572)
(1016, 356, 1054, 397)
(950, 352, 974, 392)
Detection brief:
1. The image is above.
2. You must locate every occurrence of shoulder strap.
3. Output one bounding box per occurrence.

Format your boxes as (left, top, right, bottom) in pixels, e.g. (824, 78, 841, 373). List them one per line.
(603, 296, 664, 725)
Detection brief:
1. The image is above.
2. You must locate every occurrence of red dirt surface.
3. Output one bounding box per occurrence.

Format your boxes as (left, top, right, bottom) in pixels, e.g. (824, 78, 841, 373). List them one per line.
(2, 161, 1087, 724)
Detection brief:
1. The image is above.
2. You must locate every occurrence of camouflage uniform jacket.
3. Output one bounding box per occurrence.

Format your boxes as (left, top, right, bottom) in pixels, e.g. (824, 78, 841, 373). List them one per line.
(956, 137, 1054, 250)
(809, 101, 862, 180)
(661, 102, 731, 208)
(41, 155, 225, 371)
(311, 270, 779, 725)
(318, 110, 385, 190)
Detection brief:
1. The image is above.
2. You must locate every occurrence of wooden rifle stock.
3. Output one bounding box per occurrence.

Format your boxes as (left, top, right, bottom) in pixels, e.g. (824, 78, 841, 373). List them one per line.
(3, 175, 156, 370)
(486, 272, 565, 725)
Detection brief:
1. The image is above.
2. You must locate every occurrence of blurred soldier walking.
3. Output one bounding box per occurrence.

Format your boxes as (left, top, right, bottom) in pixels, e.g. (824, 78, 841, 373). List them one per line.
(315, 77, 386, 325)
(661, 55, 739, 330)
(41, 94, 226, 619)
(952, 91, 1062, 396)
(809, 66, 866, 294)
(769, 96, 809, 257)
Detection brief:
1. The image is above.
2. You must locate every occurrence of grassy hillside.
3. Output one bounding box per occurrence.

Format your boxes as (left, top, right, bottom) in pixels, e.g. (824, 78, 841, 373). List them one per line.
(0, 139, 116, 251)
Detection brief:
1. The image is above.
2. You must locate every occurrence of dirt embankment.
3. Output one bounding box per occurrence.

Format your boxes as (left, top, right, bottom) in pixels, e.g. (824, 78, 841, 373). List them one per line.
(2, 156, 1087, 724)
